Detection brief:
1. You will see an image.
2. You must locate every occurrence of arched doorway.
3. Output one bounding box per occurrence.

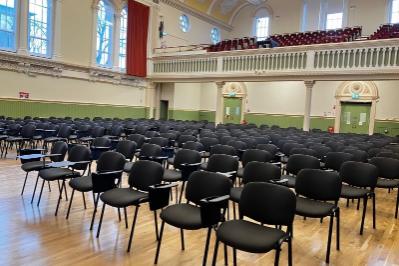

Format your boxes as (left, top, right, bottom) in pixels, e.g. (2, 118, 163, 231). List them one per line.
(334, 81, 379, 135)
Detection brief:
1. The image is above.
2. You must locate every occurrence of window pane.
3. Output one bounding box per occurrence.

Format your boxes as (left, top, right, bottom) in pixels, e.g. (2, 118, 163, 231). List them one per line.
(0, 0, 16, 51)
(391, 0, 399, 23)
(179, 14, 190, 32)
(326, 12, 343, 30)
(256, 17, 269, 41)
(28, 0, 52, 56)
(119, 7, 127, 70)
(96, 0, 114, 67)
(211, 27, 220, 44)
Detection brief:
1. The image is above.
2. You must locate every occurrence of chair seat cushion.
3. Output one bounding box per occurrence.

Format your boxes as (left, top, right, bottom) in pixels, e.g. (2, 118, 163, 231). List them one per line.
(0, 135, 8, 140)
(295, 197, 335, 218)
(376, 178, 399, 188)
(341, 184, 369, 199)
(217, 220, 285, 253)
(33, 135, 43, 140)
(280, 175, 296, 188)
(237, 168, 244, 178)
(39, 168, 79, 181)
(7, 136, 22, 142)
(79, 137, 94, 142)
(100, 188, 148, 208)
(44, 137, 61, 142)
(160, 203, 203, 230)
(201, 162, 208, 170)
(124, 161, 134, 173)
(163, 169, 182, 182)
(21, 161, 47, 172)
(230, 187, 243, 203)
(69, 176, 93, 192)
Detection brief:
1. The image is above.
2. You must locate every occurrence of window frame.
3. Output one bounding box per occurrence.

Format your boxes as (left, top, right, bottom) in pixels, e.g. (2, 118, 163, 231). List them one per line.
(0, 0, 18, 52)
(179, 14, 190, 33)
(325, 12, 343, 30)
(210, 27, 220, 44)
(119, 6, 127, 71)
(389, 0, 399, 23)
(253, 8, 271, 41)
(96, 0, 115, 69)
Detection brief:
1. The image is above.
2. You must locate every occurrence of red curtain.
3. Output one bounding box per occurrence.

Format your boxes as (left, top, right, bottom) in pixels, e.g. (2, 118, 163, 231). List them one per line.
(127, 0, 149, 77)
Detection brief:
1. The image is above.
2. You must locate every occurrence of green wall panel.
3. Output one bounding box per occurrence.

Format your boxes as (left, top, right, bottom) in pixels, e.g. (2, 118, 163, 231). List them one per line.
(0, 98, 146, 119)
(245, 113, 304, 129)
(169, 109, 200, 121)
(199, 111, 215, 122)
(374, 120, 399, 136)
(310, 117, 335, 131)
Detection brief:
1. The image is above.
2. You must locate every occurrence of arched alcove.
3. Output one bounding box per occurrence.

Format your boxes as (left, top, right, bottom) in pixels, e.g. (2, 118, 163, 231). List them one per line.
(221, 82, 247, 123)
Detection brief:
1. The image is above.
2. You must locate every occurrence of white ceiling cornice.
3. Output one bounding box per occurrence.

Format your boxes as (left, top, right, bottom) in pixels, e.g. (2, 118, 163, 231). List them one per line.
(160, 0, 233, 31)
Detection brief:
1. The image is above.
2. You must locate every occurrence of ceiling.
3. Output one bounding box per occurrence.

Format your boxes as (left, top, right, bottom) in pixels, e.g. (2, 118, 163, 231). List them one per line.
(181, 0, 266, 24)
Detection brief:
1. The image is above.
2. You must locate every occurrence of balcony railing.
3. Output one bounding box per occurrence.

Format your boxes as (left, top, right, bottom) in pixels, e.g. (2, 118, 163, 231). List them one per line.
(149, 39, 399, 81)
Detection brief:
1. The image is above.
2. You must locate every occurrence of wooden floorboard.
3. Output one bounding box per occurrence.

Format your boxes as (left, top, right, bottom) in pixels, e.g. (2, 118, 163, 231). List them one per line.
(1, 153, 399, 265)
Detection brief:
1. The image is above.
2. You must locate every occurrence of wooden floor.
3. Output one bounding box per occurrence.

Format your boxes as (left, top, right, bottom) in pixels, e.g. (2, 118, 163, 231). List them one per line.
(1, 153, 399, 266)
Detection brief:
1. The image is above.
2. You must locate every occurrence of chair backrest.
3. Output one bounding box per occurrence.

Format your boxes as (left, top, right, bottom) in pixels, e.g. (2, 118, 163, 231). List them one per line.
(115, 140, 137, 161)
(185, 171, 232, 205)
(241, 149, 273, 167)
(240, 182, 296, 226)
(342, 149, 368, 162)
(325, 152, 354, 171)
(255, 143, 278, 155)
(58, 125, 72, 138)
(207, 154, 239, 173)
(129, 160, 164, 191)
(110, 125, 123, 137)
(21, 124, 36, 138)
(139, 143, 162, 158)
(91, 126, 105, 137)
(50, 141, 68, 162)
(369, 157, 399, 180)
(295, 169, 342, 201)
(340, 161, 378, 188)
(376, 152, 399, 160)
(243, 162, 281, 184)
(20, 148, 42, 164)
(199, 137, 219, 152)
(227, 140, 247, 151)
(92, 137, 111, 147)
(149, 137, 169, 147)
(286, 154, 320, 175)
(173, 149, 202, 168)
(96, 151, 126, 172)
(291, 147, 317, 157)
(127, 134, 146, 148)
(182, 141, 204, 152)
(177, 135, 197, 147)
(210, 144, 237, 156)
(68, 145, 91, 170)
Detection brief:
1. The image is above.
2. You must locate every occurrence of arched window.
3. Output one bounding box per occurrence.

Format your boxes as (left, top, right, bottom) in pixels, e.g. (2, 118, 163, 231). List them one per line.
(254, 8, 270, 41)
(325, 12, 343, 30)
(211, 27, 220, 44)
(28, 0, 53, 57)
(0, 0, 17, 52)
(119, 7, 127, 70)
(389, 0, 399, 23)
(179, 14, 190, 33)
(96, 0, 114, 67)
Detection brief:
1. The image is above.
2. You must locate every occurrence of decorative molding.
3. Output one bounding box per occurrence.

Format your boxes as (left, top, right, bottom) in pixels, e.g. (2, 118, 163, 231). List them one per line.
(160, 0, 233, 31)
(0, 51, 147, 87)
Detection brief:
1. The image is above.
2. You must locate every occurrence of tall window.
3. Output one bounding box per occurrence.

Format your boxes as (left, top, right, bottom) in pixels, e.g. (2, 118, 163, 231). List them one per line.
(96, 0, 114, 68)
(255, 17, 269, 41)
(0, 0, 16, 51)
(390, 0, 399, 23)
(179, 14, 190, 33)
(211, 27, 220, 44)
(28, 0, 52, 56)
(326, 12, 343, 30)
(119, 7, 127, 70)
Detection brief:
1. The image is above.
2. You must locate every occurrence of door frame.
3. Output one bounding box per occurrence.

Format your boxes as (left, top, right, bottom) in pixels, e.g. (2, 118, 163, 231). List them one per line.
(221, 82, 247, 123)
(334, 81, 379, 135)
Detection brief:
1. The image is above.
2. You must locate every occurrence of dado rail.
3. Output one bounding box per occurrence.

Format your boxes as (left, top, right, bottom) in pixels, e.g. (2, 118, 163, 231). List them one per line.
(149, 38, 399, 82)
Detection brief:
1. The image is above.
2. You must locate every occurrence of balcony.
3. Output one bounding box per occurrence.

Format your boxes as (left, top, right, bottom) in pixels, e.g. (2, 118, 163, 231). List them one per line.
(149, 38, 399, 82)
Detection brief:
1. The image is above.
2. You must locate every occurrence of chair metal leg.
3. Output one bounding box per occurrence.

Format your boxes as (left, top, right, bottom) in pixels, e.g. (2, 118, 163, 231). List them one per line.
(274, 248, 280, 266)
(96, 203, 106, 238)
(82, 192, 87, 209)
(66, 189, 75, 219)
(179, 181, 186, 204)
(21, 172, 29, 195)
(233, 202, 237, 220)
(224, 244, 228, 266)
(395, 189, 399, 219)
(153, 210, 159, 240)
(118, 208, 122, 222)
(372, 193, 376, 229)
(90, 193, 100, 230)
(31, 174, 40, 204)
(326, 215, 334, 263)
(346, 198, 349, 207)
(127, 205, 140, 252)
(288, 237, 293, 266)
(63, 181, 68, 201)
(180, 229, 185, 250)
(233, 248, 237, 266)
(202, 227, 212, 266)
(360, 196, 368, 235)
(37, 179, 46, 206)
(211, 238, 220, 266)
(154, 220, 165, 264)
(357, 198, 360, 210)
(47, 181, 51, 192)
(55, 180, 65, 216)
(124, 207, 129, 229)
(336, 208, 340, 251)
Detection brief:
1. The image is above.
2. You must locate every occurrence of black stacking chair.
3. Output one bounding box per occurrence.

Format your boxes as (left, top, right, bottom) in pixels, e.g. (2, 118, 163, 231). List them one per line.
(3, 123, 22, 157)
(154, 171, 232, 266)
(199, 137, 219, 159)
(115, 140, 137, 173)
(295, 169, 342, 263)
(43, 124, 72, 150)
(280, 154, 320, 188)
(201, 144, 237, 170)
(127, 134, 146, 153)
(290, 147, 317, 157)
(90, 137, 111, 160)
(342, 149, 368, 162)
(237, 149, 273, 178)
(79, 126, 105, 144)
(340, 161, 378, 234)
(206, 154, 239, 183)
(37, 145, 91, 215)
(376, 152, 399, 160)
(163, 149, 202, 203)
(182, 141, 204, 152)
(369, 157, 399, 218)
(21, 141, 68, 202)
(97, 160, 164, 252)
(176, 134, 197, 148)
(324, 152, 354, 172)
(213, 182, 296, 266)
(138, 143, 167, 165)
(66, 151, 126, 221)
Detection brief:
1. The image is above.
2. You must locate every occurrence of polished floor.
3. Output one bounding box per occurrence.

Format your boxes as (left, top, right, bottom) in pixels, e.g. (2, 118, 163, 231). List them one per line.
(1, 153, 399, 266)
